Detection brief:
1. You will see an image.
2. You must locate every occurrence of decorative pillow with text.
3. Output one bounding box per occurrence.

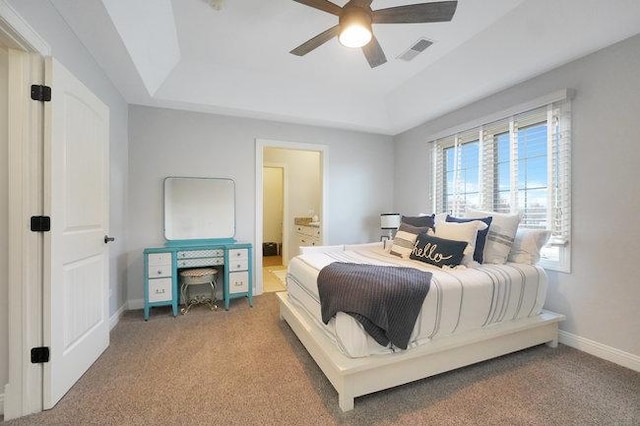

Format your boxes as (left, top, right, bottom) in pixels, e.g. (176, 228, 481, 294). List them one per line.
(410, 233, 468, 268)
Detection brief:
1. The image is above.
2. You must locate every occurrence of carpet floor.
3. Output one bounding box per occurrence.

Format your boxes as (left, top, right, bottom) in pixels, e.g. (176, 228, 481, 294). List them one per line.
(3, 293, 639, 425)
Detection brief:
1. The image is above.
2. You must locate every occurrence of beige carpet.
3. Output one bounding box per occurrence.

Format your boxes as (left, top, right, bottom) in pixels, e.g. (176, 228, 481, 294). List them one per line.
(3, 294, 639, 425)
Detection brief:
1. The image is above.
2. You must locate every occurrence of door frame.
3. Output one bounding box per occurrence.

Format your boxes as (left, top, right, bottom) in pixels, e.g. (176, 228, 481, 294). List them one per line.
(1, 0, 50, 419)
(254, 138, 328, 296)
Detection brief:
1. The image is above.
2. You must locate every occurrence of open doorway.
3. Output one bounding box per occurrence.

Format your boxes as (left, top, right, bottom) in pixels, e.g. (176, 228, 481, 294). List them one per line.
(255, 139, 327, 296)
(262, 165, 286, 292)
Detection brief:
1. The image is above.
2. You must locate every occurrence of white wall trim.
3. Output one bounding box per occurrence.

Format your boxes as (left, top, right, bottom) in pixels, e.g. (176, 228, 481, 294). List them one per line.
(1, 2, 49, 419)
(0, 0, 50, 55)
(559, 330, 640, 373)
(109, 304, 126, 331)
(4, 50, 45, 420)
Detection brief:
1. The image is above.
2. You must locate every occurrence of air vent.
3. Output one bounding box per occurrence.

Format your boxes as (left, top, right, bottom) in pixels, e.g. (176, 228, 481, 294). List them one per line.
(397, 38, 434, 61)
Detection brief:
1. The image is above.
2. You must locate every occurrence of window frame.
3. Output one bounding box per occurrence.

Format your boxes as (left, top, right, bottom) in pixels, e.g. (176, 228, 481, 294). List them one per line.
(429, 90, 572, 273)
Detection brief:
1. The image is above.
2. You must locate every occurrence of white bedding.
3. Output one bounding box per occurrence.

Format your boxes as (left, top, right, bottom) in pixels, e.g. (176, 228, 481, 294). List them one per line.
(285, 243, 547, 358)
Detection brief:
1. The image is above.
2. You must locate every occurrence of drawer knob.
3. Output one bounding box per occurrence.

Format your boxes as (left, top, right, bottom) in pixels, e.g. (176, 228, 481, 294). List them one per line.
(156, 270, 162, 275)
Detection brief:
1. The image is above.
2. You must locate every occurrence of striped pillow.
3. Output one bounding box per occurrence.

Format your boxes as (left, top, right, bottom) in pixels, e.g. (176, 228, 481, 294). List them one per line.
(389, 223, 426, 258)
(466, 209, 521, 264)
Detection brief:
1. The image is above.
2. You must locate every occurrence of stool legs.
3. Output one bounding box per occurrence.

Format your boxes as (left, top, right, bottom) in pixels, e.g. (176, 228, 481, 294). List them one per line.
(180, 276, 218, 314)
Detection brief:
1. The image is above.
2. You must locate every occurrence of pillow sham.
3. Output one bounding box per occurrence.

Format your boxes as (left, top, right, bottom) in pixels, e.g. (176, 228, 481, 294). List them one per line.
(389, 223, 425, 258)
(410, 233, 468, 268)
(508, 228, 551, 265)
(445, 215, 493, 264)
(432, 220, 488, 266)
(401, 214, 435, 230)
(466, 209, 521, 264)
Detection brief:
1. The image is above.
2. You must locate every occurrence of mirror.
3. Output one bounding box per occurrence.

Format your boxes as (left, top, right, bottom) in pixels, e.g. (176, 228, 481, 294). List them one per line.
(164, 177, 235, 241)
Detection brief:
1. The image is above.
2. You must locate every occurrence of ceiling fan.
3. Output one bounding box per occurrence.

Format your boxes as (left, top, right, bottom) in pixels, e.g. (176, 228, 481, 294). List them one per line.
(290, 0, 458, 68)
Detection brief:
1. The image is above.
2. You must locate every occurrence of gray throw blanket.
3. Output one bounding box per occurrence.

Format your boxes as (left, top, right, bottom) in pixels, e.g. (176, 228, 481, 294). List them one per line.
(317, 262, 432, 350)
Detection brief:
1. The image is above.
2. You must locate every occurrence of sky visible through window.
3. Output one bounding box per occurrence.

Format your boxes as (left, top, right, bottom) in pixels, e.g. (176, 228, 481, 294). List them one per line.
(443, 122, 549, 229)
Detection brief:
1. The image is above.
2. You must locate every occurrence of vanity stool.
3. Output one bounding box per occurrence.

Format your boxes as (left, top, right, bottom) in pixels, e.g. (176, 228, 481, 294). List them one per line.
(179, 267, 218, 314)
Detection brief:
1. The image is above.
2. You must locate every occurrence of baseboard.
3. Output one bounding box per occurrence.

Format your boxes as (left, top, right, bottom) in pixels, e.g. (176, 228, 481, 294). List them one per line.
(109, 303, 127, 331)
(559, 330, 640, 372)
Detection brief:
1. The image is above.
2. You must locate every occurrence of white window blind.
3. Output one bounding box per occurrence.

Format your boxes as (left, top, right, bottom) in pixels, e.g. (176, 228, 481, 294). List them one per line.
(431, 94, 572, 272)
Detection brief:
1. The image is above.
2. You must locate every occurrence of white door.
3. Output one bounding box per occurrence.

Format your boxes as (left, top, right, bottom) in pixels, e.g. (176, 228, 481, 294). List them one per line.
(43, 57, 110, 408)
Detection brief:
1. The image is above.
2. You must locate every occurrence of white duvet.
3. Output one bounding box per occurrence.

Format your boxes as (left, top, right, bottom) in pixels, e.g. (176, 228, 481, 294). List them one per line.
(285, 243, 547, 358)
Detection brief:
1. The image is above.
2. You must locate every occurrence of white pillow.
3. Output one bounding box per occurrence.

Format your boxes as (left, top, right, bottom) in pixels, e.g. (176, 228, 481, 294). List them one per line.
(466, 209, 521, 264)
(432, 220, 488, 266)
(508, 228, 551, 265)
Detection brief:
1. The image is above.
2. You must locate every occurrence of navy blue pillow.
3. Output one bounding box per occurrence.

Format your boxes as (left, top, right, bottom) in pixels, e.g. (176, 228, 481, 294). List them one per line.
(410, 233, 468, 268)
(401, 214, 435, 230)
(445, 215, 493, 264)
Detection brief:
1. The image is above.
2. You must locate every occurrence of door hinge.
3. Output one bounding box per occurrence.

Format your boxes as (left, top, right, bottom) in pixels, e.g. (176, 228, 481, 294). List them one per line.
(30, 84, 51, 102)
(30, 215, 51, 232)
(31, 346, 50, 364)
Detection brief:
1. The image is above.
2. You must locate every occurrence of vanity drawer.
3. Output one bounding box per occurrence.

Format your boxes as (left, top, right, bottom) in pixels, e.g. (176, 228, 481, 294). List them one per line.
(148, 277, 172, 302)
(148, 263, 172, 278)
(228, 271, 249, 294)
(228, 249, 248, 261)
(177, 249, 224, 259)
(177, 257, 224, 268)
(228, 259, 248, 272)
(148, 252, 172, 266)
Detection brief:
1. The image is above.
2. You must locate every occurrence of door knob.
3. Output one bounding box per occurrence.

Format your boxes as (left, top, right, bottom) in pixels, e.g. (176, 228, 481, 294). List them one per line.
(104, 235, 115, 244)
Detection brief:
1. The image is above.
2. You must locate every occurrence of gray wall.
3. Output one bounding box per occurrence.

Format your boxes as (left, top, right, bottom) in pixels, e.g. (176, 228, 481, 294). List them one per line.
(394, 34, 640, 358)
(1, 0, 130, 397)
(127, 106, 394, 305)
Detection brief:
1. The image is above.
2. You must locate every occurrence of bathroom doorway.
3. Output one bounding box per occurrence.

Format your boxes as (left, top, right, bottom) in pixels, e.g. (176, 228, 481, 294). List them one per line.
(255, 139, 327, 295)
(262, 165, 286, 293)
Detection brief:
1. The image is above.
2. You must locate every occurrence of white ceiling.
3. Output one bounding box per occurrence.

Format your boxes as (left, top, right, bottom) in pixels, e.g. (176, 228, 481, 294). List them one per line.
(52, 0, 640, 135)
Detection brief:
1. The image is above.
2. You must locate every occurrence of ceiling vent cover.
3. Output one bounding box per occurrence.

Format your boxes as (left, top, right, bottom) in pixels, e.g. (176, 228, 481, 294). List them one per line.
(397, 38, 433, 61)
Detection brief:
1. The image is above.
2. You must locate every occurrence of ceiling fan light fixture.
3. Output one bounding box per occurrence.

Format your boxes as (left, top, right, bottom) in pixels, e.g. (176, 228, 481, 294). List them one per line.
(338, 8, 372, 48)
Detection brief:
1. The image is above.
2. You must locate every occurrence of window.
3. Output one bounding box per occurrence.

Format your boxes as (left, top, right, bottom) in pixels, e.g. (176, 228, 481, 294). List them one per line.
(432, 92, 572, 272)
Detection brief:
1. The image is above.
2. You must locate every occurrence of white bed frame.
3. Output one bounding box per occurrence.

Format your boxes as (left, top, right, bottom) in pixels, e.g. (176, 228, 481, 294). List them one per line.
(277, 291, 564, 412)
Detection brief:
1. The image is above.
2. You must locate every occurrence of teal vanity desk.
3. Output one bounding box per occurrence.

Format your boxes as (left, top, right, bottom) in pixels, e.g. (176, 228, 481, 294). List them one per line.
(143, 239, 253, 320)
(145, 176, 251, 320)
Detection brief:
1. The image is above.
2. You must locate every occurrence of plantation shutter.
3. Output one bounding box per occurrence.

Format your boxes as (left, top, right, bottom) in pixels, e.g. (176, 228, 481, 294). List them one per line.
(548, 100, 572, 246)
(428, 90, 572, 271)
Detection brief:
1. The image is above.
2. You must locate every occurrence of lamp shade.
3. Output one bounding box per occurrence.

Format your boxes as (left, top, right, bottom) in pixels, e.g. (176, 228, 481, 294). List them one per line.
(380, 213, 401, 229)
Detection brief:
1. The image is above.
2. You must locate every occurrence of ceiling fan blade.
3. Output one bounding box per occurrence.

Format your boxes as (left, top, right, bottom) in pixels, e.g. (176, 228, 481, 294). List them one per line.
(362, 35, 387, 68)
(344, 0, 374, 7)
(290, 25, 341, 56)
(292, 0, 342, 16)
(372, 1, 458, 24)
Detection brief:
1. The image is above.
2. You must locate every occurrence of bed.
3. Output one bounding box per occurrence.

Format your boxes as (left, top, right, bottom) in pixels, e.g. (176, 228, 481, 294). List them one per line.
(277, 242, 564, 411)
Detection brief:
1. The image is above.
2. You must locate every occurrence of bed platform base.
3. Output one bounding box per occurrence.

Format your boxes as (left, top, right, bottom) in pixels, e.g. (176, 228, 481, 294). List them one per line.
(277, 291, 564, 412)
